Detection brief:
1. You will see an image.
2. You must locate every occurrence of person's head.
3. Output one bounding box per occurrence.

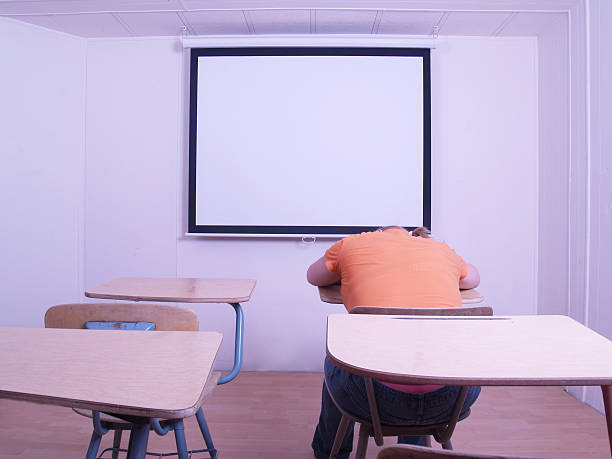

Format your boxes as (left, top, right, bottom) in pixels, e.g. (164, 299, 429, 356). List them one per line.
(376, 226, 431, 238)
(376, 225, 409, 234)
(411, 227, 431, 238)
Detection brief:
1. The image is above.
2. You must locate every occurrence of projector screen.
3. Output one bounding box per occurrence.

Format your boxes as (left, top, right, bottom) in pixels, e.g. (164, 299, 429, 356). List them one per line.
(188, 47, 430, 236)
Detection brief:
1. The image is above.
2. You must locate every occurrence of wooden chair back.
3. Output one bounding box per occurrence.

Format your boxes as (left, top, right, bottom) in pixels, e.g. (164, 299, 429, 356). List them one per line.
(377, 445, 548, 459)
(45, 303, 199, 331)
(350, 305, 493, 316)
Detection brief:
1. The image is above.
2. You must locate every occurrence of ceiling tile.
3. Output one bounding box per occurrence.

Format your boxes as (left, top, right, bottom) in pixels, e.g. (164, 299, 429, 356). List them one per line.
(377, 11, 444, 35)
(1, 3, 572, 39)
(315, 9, 377, 34)
(440, 11, 512, 36)
(497, 12, 566, 37)
(47, 13, 129, 37)
(182, 10, 249, 35)
(117, 11, 185, 36)
(248, 9, 310, 34)
(0, 0, 184, 15)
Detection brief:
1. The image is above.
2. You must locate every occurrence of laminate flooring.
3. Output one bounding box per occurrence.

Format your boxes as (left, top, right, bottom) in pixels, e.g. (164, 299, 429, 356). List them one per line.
(0, 372, 609, 458)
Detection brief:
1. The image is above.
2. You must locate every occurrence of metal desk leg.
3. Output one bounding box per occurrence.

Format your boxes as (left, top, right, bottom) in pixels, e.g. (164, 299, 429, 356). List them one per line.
(188, 302, 242, 458)
(85, 411, 108, 459)
(218, 302, 244, 384)
(196, 407, 218, 458)
(601, 385, 612, 456)
(125, 421, 150, 459)
(172, 419, 189, 459)
(85, 430, 103, 459)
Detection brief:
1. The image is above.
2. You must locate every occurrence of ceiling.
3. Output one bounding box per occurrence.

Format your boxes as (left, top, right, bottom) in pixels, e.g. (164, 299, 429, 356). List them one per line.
(0, 0, 569, 38)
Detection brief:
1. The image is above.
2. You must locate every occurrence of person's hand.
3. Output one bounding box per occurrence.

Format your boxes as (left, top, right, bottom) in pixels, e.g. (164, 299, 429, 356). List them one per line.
(459, 263, 480, 289)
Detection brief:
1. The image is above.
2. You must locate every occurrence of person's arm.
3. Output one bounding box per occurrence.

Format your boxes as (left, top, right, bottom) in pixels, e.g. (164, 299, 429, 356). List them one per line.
(307, 255, 341, 286)
(459, 263, 480, 290)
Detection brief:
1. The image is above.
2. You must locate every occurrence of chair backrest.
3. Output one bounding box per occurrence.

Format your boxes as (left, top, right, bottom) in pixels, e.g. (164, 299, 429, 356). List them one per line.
(377, 445, 547, 459)
(350, 305, 493, 316)
(45, 303, 199, 331)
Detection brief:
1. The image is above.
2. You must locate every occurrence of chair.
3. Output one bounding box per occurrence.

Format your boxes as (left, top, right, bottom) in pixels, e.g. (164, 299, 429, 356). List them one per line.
(44, 302, 219, 459)
(327, 305, 494, 459)
(377, 444, 546, 459)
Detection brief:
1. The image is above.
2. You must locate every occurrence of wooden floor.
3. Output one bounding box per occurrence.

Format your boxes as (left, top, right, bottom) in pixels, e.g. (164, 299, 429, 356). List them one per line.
(0, 372, 610, 458)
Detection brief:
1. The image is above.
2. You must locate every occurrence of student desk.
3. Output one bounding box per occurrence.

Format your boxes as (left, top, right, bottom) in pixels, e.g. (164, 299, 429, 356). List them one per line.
(326, 314, 612, 456)
(0, 326, 222, 459)
(85, 277, 256, 384)
(318, 284, 484, 305)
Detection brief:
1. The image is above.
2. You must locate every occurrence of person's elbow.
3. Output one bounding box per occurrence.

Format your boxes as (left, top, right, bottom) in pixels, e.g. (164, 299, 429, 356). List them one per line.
(307, 257, 340, 286)
(306, 264, 320, 286)
(459, 263, 480, 290)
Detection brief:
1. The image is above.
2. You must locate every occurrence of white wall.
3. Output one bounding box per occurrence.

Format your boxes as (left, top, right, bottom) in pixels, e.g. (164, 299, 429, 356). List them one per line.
(568, 0, 589, 326)
(0, 18, 85, 326)
(537, 15, 570, 316)
(584, 0, 612, 413)
(431, 37, 538, 319)
(84, 38, 180, 285)
(83, 36, 538, 371)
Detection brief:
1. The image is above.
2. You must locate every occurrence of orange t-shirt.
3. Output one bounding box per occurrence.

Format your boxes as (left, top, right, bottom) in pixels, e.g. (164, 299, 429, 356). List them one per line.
(324, 228, 468, 393)
(324, 228, 468, 312)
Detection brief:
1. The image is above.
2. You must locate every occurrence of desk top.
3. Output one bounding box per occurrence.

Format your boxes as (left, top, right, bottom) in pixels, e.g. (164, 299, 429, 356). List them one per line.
(326, 314, 612, 386)
(0, 327, 222, 418)
(86, 277, 257, 303)
(318, 284, 484, 305)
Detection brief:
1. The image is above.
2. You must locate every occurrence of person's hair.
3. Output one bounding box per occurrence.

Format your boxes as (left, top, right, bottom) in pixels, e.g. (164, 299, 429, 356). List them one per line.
(411, 227, 431, 238)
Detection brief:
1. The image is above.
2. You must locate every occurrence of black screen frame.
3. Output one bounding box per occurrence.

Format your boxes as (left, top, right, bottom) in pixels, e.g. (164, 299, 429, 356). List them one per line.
(188, 46, 431, 236)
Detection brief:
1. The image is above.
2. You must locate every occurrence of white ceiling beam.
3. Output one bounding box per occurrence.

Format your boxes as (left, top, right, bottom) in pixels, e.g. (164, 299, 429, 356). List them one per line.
(180, 1, 576, 12)
(0, 0, 577, 16)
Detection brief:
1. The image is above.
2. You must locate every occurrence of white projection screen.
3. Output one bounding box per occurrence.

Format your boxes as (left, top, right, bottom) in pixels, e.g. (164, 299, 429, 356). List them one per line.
(188, 47, 431, 236)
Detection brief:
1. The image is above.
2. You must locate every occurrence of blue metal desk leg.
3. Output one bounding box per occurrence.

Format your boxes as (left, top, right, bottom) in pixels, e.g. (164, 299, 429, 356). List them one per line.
(111, 430, 122, 459)
(85, 430, 102, 459)
(86, 411, 107, 459)
(192, 302, 243, 458)
(196, 407, 218, 458)
(126, 421, 150, 459)
(218, 303, 244, 385)
(172, 419, 189, 459)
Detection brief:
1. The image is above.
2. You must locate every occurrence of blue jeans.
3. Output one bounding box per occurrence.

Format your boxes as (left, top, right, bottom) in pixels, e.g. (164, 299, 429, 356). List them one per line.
(312, 358, 481, 459)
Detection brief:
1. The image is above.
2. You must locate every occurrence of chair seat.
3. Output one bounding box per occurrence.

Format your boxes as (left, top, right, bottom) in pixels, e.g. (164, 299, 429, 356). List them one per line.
(341, 402, 471, 438)
(72, 371, 222, 423)
(326, 376, 472, 458)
